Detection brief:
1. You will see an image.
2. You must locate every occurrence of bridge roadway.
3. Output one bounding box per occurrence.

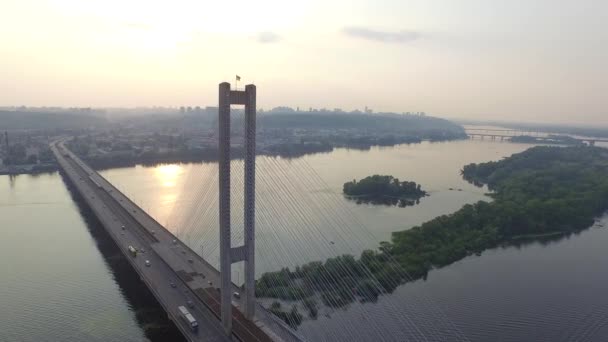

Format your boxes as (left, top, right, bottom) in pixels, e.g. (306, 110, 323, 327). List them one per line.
(52, 141, 301, 342)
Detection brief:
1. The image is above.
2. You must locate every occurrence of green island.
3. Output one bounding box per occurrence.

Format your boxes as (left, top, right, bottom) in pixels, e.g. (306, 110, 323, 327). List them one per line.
(257, 146, 608, 326)
(343, 175, 427, 207)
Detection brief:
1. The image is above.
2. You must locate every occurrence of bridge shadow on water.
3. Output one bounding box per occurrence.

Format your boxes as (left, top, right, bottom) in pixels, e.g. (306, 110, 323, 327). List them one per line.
(58, 170, 186, 342)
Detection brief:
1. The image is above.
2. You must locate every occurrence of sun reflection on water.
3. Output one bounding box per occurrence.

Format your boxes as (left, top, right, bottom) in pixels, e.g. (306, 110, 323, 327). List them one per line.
(155, 164, 182, 188)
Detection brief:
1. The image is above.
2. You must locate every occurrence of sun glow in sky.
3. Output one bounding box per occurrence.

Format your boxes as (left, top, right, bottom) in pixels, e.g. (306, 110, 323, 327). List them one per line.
(1, 0, 607, 123)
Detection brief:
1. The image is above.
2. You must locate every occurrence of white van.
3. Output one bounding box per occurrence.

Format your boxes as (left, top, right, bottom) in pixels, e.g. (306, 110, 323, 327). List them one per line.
(178, 306, 199, 332)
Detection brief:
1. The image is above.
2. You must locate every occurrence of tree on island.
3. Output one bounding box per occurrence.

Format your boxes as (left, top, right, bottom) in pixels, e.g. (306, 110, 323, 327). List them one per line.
(343, 175, 427, 207)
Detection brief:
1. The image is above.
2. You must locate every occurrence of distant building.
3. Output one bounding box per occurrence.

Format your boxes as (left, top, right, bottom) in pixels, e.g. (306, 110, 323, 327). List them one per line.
(25, 147, 39, 163)
(270, 106, 295, 113)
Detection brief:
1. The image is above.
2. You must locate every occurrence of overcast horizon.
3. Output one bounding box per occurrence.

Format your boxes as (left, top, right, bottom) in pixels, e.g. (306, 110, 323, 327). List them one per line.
(1, 0, 606, 125)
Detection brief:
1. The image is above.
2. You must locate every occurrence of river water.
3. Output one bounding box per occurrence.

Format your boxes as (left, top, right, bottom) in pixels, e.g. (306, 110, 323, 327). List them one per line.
(2, 139, 608, 341)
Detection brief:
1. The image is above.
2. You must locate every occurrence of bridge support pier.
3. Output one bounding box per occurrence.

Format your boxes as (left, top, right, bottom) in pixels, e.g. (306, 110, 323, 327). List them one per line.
(218, 82, 257, 336)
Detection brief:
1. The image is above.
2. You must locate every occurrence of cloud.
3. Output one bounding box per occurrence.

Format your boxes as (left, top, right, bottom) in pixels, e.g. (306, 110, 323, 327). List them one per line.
(256, 31, 281, 44)
(342, 26, 422, 44)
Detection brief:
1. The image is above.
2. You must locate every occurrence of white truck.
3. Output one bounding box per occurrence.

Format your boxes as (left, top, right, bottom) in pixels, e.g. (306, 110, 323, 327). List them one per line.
(178, 305, 199, 332)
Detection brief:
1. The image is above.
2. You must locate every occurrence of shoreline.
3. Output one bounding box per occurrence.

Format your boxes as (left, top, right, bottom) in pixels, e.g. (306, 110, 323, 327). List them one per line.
(509, 231, 568, 240)
(70, 137, 466, 172)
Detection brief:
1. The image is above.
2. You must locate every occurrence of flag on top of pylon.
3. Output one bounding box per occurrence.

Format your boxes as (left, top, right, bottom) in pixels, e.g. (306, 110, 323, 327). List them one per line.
(236, 75, 241, 81)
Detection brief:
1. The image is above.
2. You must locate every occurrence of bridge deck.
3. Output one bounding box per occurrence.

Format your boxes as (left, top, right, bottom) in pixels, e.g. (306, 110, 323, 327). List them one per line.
(52, 141, 299, 342)
(465, 129, 608, 143)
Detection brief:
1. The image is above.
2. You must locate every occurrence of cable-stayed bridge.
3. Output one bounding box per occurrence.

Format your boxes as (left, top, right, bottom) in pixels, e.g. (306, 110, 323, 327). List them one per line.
(52, 140, 302, 342)
(52, 82, 471, 342)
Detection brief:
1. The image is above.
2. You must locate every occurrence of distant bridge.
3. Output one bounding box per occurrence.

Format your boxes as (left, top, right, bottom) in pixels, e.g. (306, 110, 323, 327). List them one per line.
(465, 128, 608, 146)
(466, 128, 545, 137)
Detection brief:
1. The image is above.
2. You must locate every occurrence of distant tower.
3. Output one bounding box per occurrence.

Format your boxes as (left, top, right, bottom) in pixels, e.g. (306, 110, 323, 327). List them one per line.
(218, 82, 256, 335)
(4, 131, 9, 165)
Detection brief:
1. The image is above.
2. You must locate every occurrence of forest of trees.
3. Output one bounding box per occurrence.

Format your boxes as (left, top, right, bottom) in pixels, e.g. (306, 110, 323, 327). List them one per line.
(343, 175, 427, 206)
(257, 146, 608, 326)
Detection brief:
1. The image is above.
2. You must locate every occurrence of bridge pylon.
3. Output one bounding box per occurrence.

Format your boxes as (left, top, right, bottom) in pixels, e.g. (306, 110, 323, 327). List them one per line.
(218, 82, 257, 335)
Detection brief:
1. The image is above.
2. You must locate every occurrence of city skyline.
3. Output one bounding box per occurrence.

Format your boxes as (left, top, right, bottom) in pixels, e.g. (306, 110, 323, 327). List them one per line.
(1, 0, 606, 124)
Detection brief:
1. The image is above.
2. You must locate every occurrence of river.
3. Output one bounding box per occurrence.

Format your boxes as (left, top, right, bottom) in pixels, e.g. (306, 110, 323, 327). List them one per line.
(2, 139, 608, 341)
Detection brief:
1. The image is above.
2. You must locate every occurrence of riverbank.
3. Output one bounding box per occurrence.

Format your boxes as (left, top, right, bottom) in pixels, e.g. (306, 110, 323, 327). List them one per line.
(0, 163, 57, 175)
(509, 231, 567, 240)
(73, 136, 466, 171)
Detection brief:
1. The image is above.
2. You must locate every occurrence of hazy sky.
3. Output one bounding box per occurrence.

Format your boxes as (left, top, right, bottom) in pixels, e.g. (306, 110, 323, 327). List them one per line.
(1, 0, 606, 123)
